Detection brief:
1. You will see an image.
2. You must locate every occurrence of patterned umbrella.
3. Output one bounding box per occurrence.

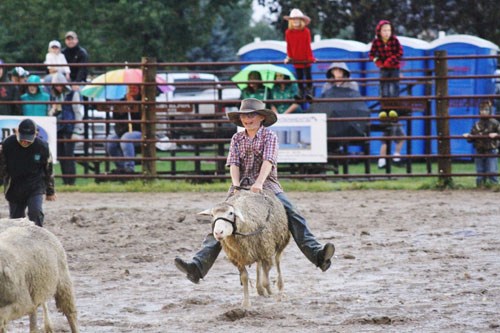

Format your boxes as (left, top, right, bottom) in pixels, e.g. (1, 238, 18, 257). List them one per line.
(81, 68, 173, 100)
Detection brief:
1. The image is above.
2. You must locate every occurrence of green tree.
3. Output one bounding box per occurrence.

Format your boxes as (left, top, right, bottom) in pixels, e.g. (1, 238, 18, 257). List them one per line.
(0, 0, 252, 67)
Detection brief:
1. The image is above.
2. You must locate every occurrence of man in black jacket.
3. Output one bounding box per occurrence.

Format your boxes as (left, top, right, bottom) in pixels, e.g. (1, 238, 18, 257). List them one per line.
(0, 119, 56, 226)
(62, 31, 89, 84)
(0, 59, 21, 115)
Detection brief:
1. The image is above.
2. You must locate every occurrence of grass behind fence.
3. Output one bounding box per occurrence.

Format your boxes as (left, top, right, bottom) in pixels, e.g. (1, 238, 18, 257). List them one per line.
(54, 159, 499, 192)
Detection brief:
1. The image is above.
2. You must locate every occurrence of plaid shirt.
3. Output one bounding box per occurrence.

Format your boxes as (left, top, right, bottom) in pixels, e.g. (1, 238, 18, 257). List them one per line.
(467, 118, 500, 152)
(227, 126, 283, 194)
(369, 36, 403, 69)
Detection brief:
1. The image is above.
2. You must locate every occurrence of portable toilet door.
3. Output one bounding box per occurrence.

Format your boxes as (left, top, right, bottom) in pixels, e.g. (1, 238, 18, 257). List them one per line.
(365, 36, 431, 157)
(237, 39, 288, 68)
(429, 34, 499, 157)
(311, 38, 368, 97)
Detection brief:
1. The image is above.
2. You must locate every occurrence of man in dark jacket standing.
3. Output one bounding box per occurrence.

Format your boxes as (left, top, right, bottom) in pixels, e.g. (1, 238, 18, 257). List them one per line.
(0, 119, 56, 226)
(62, 31, 89, 84)
(0, 59, 21, 115)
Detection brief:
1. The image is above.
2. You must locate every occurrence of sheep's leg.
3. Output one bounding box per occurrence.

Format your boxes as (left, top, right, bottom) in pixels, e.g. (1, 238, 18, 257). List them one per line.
(256, 261, 266, 296)
(275, 251, 285, 301)
(239, 266, 250, 307)
(41, 302, 54, 333)
(55, 277, 79, 333)
(261, 260, 273, 296)
(29, 309, 38, 333)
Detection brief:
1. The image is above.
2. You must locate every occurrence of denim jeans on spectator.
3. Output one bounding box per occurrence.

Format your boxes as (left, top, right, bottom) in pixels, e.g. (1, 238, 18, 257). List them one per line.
(106, 131, 141, 171)
(57, 131, 76, 185)
(380, 68, 400, 98)
(475, 152, 499, 185)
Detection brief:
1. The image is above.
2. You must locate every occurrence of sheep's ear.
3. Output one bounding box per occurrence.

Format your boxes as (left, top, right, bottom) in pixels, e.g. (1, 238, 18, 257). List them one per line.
(234, 208, 245, 222)
(197, 208, 212, 217)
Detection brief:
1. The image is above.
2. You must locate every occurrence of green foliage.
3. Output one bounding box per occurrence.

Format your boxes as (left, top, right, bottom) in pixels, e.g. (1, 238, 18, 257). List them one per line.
(0, 0, 252, 64)
(55, 161, 488, 192)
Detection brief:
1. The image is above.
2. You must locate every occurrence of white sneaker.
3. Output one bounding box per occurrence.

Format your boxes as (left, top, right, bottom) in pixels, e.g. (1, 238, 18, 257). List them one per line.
(393, 153, 401, 163)
(378, 158, 386, 168)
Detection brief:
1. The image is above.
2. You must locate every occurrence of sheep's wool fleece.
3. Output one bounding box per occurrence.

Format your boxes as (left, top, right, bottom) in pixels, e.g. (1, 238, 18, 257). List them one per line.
(219, 190, 290, 267)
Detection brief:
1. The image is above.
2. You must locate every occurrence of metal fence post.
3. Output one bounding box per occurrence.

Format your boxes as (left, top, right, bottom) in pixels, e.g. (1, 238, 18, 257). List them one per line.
(141, 57, 157, 179)
(434, 50, 453, 188)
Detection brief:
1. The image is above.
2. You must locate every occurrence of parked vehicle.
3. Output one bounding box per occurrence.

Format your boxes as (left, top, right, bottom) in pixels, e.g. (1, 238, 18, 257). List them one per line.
(156, 72, 240, 139)
(76, 73, 239, 156)
(74, 109, 112, 156)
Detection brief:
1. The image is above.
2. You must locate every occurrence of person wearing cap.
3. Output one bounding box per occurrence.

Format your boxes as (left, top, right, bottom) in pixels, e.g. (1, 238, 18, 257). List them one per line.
(320, 62, 360, 96)
(0, 119, 55, 227)
(283, 8, 315, 101)
(0, 59, 22, 115)
(10, 66, 31, 96)
(21, 75, 51, 116)
(45, 40, 71, 80)
(174, 98, 335, 284)
(62, 31, 89, 84)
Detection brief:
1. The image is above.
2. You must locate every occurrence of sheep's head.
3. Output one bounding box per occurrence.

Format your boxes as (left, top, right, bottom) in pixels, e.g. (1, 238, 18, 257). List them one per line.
(198, 203, 245, 241)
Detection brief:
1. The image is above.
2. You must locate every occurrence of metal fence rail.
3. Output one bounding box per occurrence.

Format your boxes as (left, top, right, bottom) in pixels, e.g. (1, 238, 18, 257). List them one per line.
(1, 52, 499, 184)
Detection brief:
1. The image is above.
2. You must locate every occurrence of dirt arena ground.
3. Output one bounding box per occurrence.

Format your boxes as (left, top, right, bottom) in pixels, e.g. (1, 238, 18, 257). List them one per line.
(3, 190, 499, 332)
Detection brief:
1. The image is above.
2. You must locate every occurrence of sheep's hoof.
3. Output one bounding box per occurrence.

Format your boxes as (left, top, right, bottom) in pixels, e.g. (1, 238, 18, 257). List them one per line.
(256, 286, 266, 296)
(241, 299, 251, 308)
(275, 292, 287, 302)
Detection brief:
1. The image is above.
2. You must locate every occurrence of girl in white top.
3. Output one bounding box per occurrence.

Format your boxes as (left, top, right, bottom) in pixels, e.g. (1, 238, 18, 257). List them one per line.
(44, 40, 71, 80)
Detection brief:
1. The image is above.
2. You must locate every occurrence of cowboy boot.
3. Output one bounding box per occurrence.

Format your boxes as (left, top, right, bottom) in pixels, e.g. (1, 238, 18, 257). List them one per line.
(277, 193, 335, 271)
(174, 233, 222, 283)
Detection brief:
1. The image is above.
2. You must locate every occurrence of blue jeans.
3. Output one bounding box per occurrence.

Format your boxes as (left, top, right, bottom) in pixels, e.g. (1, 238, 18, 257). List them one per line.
(380, 68, 400, 98)
(475, 151, 498, 185)
(106, 131, 141, 171)
(192, 192, 323, 278)
(9, 194, 44, 227)
(57, 131, 76, 185)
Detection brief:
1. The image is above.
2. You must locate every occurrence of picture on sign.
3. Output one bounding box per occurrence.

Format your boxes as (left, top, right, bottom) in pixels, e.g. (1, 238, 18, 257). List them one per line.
(273, 113, 327, 163)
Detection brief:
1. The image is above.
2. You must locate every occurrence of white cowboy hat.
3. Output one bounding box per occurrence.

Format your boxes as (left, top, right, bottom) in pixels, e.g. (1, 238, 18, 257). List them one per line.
(284, 8, 311, 25)
(227, 98, 277, 127)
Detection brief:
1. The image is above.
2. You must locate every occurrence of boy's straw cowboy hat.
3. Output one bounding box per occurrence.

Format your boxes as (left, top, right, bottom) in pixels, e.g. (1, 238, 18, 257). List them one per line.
(227, 98, 277, 127)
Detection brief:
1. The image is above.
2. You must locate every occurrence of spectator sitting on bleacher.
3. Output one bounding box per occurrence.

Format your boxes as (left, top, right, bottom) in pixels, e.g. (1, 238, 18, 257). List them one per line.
(270, 73, 302, 114)
(240, 71, 272, 109)
(106, 85, 142, 174)
(320, 62, 359, 96)
(21, 75, 50, 116)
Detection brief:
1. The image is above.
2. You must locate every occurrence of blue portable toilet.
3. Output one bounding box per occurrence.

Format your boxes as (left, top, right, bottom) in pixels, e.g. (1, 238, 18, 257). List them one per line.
(311, 38, 368, 96)
(237, 39, 287, 67)
(429, 34, 499, 157)
(365, 36, 431, 156)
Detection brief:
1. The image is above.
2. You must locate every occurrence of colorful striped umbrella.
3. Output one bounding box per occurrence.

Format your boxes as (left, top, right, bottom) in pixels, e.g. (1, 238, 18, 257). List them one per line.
(81, 68, 173, 100)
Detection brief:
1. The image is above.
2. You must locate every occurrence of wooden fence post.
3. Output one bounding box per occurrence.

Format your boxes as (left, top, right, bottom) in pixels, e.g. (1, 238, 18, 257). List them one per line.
(141, 57, 157, 179)
(434, 50, 453, 188)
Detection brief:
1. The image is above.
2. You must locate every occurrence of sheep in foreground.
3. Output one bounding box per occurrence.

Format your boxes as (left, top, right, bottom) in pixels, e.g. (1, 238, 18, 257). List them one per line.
(199, 190, 290, 307)
(0, 218, 78, 333)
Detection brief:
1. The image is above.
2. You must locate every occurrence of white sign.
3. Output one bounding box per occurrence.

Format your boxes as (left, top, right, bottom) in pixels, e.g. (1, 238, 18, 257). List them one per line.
(273, 113, 327, 163)
(0, 116, 58, 160)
